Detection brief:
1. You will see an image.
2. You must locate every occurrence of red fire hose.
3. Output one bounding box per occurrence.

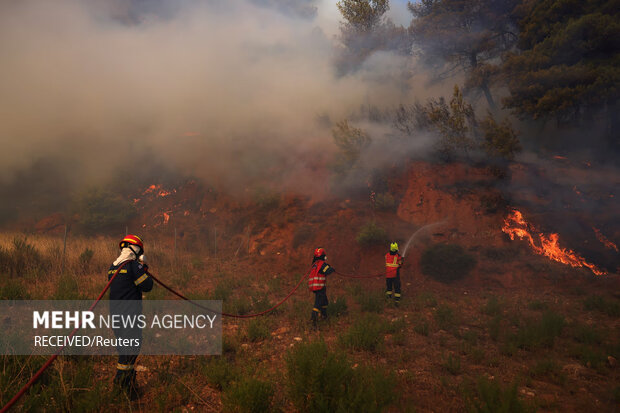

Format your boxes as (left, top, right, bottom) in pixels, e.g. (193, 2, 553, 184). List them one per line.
(147, 269, 310, 318)
(0, 261, 130, 413)
(2, 263, 376, 411)
(1, 265, 309, 411)
(334, 269, 384, 279)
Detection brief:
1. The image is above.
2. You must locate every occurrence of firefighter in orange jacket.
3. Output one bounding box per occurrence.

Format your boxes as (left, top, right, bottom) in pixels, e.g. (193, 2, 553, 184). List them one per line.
(385, 242, 403, 304)
(308, 248, 335, 326)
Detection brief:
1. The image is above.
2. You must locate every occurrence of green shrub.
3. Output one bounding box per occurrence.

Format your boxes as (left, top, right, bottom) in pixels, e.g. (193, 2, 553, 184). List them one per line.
(511, 311, 565, 350)
(385, 317, 406, 334)
(202, 357, 238, 390)
(482, 296, 503, 316)
(246, 319, 270, 342)
(77, 248, 95, 274)
(355, 290, 385, 313)
(414, 320, 430, 336)
(332, 119, 371, 174)
(0, 280, 31, 300)
(480, 114, 522, 161)
(415, 291, 438, 309)
(327, 296, 348, 317)
(373, 193, 397, 212)
(583, 295, 620, 317)
(1, 238, 49, 277)
(339, 314, 384, 352)
(421, 244, 476, 282)
(73, 187, 136, 233)
(222, 377, 274, 413)
(213, 280, 234, 300)
(571, 345, 608, 370)
(527, 300, 548, 311)
(444, 354, 461, 375)
(356, 221, 388, 247)
(52, 273, 81, 300)
(488, 315, 503, 341)
(435, 304, 456, 330)
(570, 323, 602, 345)
(529, 359, 566, 385)
(286, 340, 394, 413)
(463, 377, 533, 413)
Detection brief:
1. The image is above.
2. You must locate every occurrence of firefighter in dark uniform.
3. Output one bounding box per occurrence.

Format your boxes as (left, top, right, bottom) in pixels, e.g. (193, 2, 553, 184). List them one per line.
(385, 242, 403, 305)
(108, 234, 153, 399)
(308, 248, 334, 327)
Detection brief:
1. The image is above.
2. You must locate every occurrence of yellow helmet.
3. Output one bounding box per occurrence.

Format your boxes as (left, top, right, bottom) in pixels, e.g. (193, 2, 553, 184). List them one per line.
(390, 242, 398, 252)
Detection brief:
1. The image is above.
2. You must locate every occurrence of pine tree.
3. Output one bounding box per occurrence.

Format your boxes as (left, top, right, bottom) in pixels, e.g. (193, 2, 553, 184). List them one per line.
(408, 0, 520, 108)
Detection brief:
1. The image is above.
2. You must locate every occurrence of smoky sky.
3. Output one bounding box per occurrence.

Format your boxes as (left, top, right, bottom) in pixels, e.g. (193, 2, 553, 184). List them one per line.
(0, 0, 425, 195)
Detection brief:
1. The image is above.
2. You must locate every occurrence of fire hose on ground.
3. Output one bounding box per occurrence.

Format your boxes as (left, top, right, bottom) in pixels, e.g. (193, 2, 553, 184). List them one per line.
(0, 261, 130, 413)
(1, 263, 385, 411)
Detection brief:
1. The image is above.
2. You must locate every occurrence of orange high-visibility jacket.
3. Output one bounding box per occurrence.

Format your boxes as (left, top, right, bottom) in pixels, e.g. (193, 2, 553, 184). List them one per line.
(308, 259, 329, 291)
(385, 253, 402, 279)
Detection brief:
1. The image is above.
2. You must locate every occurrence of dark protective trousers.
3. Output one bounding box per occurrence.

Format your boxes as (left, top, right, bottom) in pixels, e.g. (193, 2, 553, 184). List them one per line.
(386, 274, 401, 301)
(311, 287, 329, 322)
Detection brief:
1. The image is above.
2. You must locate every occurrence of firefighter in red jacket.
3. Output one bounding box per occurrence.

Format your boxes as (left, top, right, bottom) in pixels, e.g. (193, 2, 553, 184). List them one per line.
(308, 248, 335, 326)
(385, 242, 403, 304)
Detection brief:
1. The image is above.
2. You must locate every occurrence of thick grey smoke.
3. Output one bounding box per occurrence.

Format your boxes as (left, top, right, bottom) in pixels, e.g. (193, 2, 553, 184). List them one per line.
(0, 0, 421, 194)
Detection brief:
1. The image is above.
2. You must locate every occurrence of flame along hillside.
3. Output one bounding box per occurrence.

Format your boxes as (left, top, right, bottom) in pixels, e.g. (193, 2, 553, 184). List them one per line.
(122, 158, 618, 283)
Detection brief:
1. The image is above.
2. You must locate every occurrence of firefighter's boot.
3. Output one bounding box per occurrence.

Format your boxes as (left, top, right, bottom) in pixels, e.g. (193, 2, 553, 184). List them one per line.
(311, 309, 319, 328)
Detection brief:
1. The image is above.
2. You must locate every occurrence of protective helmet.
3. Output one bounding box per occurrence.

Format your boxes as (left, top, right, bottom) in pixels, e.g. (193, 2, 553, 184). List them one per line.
(390, 242, 399, 252)
(314, 247, 326, 258)
(120, 234, 144, 254)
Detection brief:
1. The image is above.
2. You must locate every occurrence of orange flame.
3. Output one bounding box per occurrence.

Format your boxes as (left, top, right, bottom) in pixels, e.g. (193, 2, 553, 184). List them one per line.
(502, 209, 606, 276)
(143, 184, 175, 197)
(163, 211, 171, 225)
(593, 227, 619, 252)
(143, 184, 158, 195)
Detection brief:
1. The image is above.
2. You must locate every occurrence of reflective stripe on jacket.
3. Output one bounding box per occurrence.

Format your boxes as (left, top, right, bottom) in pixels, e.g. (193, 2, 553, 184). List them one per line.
(309, 260, 327, 291)
(385, 252, 402, 279)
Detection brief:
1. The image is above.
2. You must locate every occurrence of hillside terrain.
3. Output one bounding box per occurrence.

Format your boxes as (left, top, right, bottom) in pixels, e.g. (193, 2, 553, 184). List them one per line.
(1, 160, 619, 412)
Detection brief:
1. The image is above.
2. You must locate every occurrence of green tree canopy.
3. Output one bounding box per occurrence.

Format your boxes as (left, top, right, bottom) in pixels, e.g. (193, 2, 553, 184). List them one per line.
(335, 0, 408, 74)
(502, 0, 619, 124)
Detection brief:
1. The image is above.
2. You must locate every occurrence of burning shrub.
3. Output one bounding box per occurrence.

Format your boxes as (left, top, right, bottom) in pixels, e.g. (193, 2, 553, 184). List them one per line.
(420, 244, 476, 282)
(73, 187, 136, 233)
(355, 221, 388, 247)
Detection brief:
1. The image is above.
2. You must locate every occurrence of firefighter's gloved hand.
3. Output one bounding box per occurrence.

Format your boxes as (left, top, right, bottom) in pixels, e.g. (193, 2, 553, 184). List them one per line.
(139, 254, 147, 265)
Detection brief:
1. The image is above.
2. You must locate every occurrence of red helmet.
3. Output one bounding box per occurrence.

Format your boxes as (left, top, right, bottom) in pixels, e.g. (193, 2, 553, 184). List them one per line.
(120, 234, 144, 251)
(314, 247, 326, 258)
